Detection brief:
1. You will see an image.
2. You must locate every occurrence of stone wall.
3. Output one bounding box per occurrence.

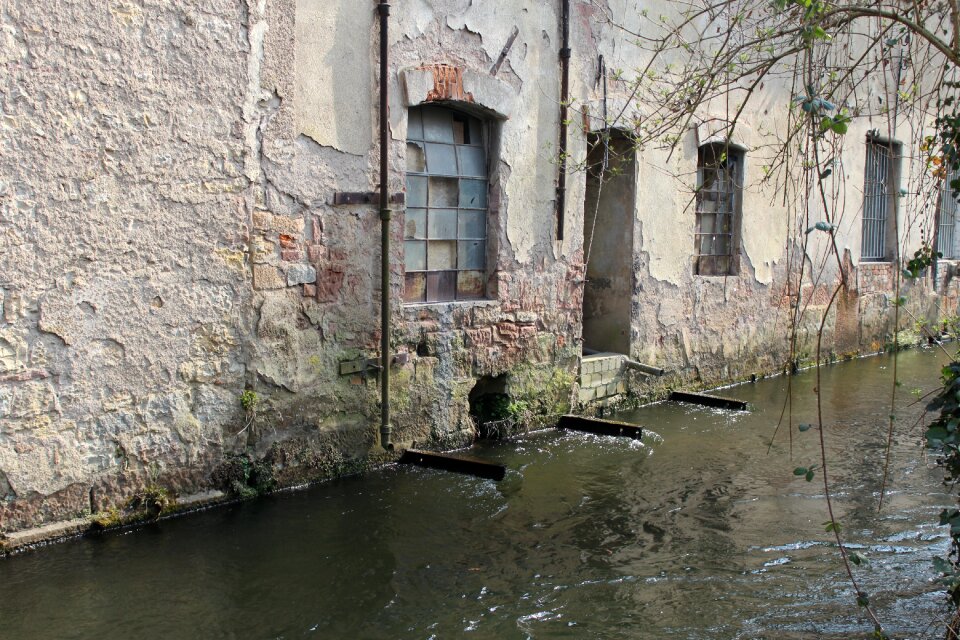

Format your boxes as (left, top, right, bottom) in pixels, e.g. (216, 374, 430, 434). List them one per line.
(1, 0, 956, 538)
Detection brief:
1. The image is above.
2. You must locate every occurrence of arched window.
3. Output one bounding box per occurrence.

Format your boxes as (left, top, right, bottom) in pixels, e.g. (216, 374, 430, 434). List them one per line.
(694, 143, 743, 276)
(403, 105, 488, 303)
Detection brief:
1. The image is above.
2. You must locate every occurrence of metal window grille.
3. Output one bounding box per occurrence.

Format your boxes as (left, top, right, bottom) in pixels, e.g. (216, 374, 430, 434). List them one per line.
(861, 140, 892, 261)
(694, 145, 741, 276)
(939, 170, 959, 259)
(403, 106, 488, 303)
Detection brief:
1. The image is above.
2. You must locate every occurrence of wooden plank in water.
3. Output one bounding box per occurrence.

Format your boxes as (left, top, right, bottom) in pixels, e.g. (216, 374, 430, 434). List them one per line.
(557, 415, 644, 440)
(669, 391, 748, 411)
(399, 449, 506, 481)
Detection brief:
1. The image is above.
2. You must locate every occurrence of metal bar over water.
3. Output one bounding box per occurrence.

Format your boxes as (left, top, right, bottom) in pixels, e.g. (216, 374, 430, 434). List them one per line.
(399, 450, 507, 481)
(557, 415, 643, 439)
(669, 391, 748, 411)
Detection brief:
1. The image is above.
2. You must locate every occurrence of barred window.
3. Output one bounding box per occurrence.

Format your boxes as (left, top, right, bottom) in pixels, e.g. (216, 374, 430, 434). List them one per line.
(403, 106, 488, 303)
(861, 139, 899, 261)
(938, 170, 959, 260)
(694, 143, 742, 276)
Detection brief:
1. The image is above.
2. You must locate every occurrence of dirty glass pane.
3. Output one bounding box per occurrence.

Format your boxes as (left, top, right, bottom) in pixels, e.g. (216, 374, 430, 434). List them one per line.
(457, 146, 486, 177)
(407, 109, 423, 141)
(428, 177, 458, 207)
(426, 271, 456, 301)
(459, 179, 486, 208)
(421, 107, 453, 143)
(407, 175, 427, 208)
(458, 240, 485, 269)
(404, 241, 426, 271)
(428, 208, 458, 239)
(425, 143, 457, 176)
(404, 272, 426, 302)
(404, 209, 426, 239)
(406, 143, 426, 173)
(458, 210, 485, 239)
(427, 240, 456, 270)
(457, 271, 485, 299)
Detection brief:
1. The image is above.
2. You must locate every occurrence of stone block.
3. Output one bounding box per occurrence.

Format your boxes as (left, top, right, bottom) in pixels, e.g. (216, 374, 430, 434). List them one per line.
(303, 284, 317, 298)
(280, 249, 302, 262)
(251, 237, 275, 264)
(270, 215, 304, 236)
(252, 210, 273, 230)
(287, 264, 317, 286)
(253, 265, 285, 290)
(578, 386, 596, 404)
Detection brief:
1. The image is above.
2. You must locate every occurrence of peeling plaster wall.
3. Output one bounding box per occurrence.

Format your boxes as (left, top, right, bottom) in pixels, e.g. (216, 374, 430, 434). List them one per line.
(1, 0, 953, 537)
(0, 0, 252, 530)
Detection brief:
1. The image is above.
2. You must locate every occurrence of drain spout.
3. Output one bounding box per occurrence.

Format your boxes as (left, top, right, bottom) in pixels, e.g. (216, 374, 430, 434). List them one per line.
(377, 0, 393, 450)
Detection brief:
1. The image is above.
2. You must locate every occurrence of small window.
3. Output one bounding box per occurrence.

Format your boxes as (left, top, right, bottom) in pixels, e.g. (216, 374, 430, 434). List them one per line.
(694, 143, 742, 276)
(861, 138, 900, 261)
(404, 106, 488, 303)
(938, 170, 959, 259)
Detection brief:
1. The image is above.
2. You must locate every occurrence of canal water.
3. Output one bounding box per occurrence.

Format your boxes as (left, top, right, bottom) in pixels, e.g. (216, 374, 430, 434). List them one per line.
(0, 349, 956, 639)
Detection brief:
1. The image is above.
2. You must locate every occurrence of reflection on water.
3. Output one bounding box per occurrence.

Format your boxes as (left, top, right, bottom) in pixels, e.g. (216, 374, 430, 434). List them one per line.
(0, 349, 955, 639)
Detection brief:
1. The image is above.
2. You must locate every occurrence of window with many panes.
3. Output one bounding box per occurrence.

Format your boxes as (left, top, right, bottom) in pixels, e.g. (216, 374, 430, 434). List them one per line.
(694, 143, 742, 276)
(938, 170, 960, 259)
(861, 138, 899, 261)
(403, 106, 488, 303)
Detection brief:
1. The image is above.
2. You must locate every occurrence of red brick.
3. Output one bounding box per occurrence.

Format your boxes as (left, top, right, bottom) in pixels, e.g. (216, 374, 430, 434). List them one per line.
(280, 249, 302, 262)
(307, 245, 327, 263)
(316, 269, 345, 302)
(303, 284, 317, 297)
(279, 234, 297, 249)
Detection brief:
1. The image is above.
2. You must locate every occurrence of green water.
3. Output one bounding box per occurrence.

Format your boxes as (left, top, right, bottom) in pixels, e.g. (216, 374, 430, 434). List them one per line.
(0, 349, 955, 639)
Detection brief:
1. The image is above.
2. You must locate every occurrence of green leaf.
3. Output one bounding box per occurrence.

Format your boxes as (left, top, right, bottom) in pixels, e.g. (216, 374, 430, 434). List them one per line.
(824, 520, 842, 533)
(831, 120, 848, 135)
(798, 423, 812, 432)
(805, 469, 815, 482)
(856, 592, 870, 608)
(849, 551, 867, 566)
(793, 467, 808, 476)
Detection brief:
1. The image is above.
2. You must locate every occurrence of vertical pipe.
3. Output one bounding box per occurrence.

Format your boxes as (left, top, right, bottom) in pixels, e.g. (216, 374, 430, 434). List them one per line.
(378, 0, 393, 450)
(556, 0, 571, 241)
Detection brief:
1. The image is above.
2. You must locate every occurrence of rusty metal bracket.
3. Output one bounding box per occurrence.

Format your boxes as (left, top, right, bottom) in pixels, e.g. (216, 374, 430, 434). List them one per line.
(331, 192, 405, 206)
(338, 353, 408, 377)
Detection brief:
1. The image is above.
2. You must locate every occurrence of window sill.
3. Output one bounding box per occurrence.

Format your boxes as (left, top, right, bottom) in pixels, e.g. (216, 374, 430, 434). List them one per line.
(402, 299, 498, 309)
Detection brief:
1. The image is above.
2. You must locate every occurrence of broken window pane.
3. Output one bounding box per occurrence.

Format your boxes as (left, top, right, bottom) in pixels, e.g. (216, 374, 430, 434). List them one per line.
(694, 143, 742, 276)
(406, 142, 425, 173)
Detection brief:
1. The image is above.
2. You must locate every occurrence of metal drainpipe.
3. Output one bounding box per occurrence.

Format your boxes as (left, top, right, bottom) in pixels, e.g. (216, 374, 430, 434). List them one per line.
(378, 0, 393, 450)
(556, 0, 571, 241)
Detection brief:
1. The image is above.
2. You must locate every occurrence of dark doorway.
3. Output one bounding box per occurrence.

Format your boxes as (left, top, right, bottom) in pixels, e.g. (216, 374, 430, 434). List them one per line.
(581, 130, 636, 355)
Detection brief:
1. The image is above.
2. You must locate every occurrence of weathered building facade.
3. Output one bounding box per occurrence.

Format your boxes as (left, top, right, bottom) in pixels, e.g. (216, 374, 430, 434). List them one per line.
(0, 0, 954, 537)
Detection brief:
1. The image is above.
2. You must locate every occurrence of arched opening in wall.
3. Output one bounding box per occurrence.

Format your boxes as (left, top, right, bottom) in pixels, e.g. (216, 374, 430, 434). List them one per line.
(581, 129, 636, 356)
(468, 375, 513, 440)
